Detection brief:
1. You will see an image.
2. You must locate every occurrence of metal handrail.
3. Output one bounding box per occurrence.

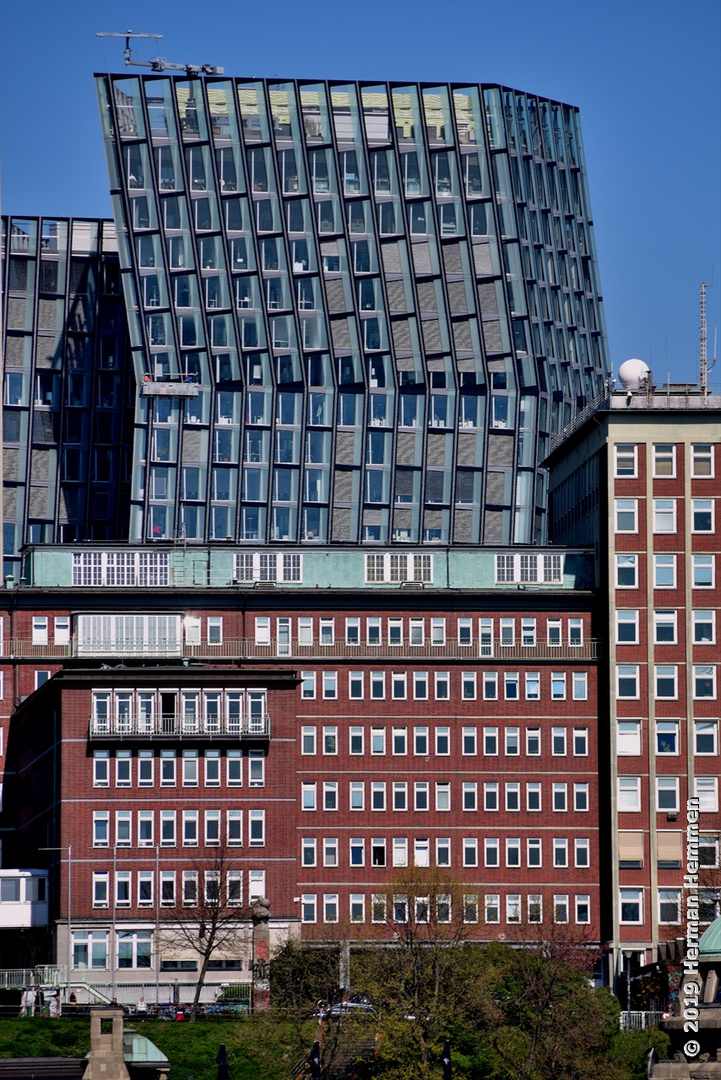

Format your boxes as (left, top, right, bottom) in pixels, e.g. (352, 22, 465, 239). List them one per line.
(0, 965, 67, 989)
(89, 713, 271, 739)
(5, 638, 600, 662)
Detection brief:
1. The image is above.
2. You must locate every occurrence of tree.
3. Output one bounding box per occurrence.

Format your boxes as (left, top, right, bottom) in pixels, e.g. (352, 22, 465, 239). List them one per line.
(159, 846, 251, 1020)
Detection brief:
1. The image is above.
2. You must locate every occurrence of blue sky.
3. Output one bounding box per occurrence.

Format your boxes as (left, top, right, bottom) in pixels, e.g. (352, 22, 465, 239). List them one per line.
(1, 0, 719, 387)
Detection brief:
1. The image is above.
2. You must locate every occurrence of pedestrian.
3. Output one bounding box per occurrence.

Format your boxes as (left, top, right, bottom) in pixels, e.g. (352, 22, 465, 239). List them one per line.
(49, 991, 61, 1019)
(67, 991, 77, 1009)
(136, 995, 147, 1014)
(19, 987, 33, 1017)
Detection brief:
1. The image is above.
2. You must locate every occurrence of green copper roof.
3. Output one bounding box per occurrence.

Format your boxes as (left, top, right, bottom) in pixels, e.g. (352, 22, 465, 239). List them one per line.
(699, 916, 721, 960)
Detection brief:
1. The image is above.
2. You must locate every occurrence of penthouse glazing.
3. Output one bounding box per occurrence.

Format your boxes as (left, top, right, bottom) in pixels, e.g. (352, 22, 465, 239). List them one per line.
(95, 76, 610, 546)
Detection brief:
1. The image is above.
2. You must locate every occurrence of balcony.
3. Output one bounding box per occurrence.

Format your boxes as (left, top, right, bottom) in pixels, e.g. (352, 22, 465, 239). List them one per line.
(88, 712, 271, 740)
(6, 638, 600, 662)
(0, 871, 48, 928)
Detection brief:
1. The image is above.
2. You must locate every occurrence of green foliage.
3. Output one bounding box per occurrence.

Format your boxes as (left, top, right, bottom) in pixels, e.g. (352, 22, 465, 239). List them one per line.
(611, 1027, 671, 1080)
(0, 1017, 306, 1080)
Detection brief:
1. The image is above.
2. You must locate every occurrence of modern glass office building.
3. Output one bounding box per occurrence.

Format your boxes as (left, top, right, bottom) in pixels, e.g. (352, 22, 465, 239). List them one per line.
(1, 217, 134, 581)
(94, 78, 607, 547)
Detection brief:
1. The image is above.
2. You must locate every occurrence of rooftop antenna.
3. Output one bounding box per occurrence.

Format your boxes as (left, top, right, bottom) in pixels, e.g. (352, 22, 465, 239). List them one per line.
(700, 283, 709, 394)
(96, 30, 224, 76)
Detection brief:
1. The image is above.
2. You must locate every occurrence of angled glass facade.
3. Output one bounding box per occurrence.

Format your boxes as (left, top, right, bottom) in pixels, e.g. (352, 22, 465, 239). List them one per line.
(91, 76, 609, 547)
(1, 217, 134, 581)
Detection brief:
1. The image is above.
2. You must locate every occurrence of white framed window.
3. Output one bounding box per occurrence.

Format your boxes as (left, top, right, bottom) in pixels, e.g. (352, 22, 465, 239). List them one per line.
(654, 610, 677, 644)
(462, 671, 476, 700)
(301, 670, 316, 699)
(371, 727, 386, 755)
(615, 443, 638, 477)
(139, 810, 154, 847)
(506, 894, 521, 924)
(345, 617, 360, 644)
(656, 720, 679, 755)
(160, 810, 176, 847)
(656, 776, 679, 812)
(435, 727, 450, 755)
(322, 670, 338, 699)
(692, 499, 715, 533)
(319, 618, 335, 645)
(525, 672, 540, 700)
(528, 894, 542, 924)
(693, 555, 715, 589)
(553, 895, 569, 924)
(463, 782, 477, 811)
(654, 554, 677, 588)
(526, 728, 541, 755)
(695, 776, 719, 812)
(370, 670, 386, 699)
(301, 895, 317, 923)
(694, 665, 716, 699)
(615, 499, 638, 533)
(484, 894, 500, 924)
(248, 809, 265, 846)
(462, 727, 476, 755)
(574, 783, 589, 810)
(248, 751, 264, 787)
(301, 727, 317, 756)
(575, 895, 590, 924)
(552, 783, 567, 811)
(505, 728, 519, 755)
(691, 443, 714, 478)
(483, 727, 498, 755)
(436, 837, 451, 866)
(115, 749, 131, 787)
(413, 727, 428, 755)
(618, 776, 641, 811)
(693, 609, 716, 644)
(364, 552, 433, 583)
(484, 838, 499, 867)
(521, 618, 536, 645)
(350, 781, 365, 810)
(93, 811, 109, 847)
(435, 781, 451, 811)
(227, 810, 242, 846)
(553, 838, 568, 867)
(694, 720, 718, 756)
(350, 894, 365, 923)
(616, 609, 639, 644)
(93, 750, 109, 787)
(659, 889, 682, 924)
(527, 782, 541, 811)
(392, 837, 408, 866)
(552, 728, 567, 756)
(323, 781, 338, 810)
(653, 499, 676, 534)
(207, 616, 223, 644)
(572, 671, 588, 700)
(323, 838, 338, 867)
(616, 554, 638, 588)
(547, 619, 562, 646)
(653, 443, 675, 478)
(234, 551, 303, 583)
(617, 665, 639, 699)
(504, 672, 519, 700)
(484, 783, 499, 811)
(618, 721, 641, 756)
(568, 618, 583, 646)
(413, 671, 428, 699)
(349, 727, 364, 755)
(32, 616, 49, 645)
(53, 616, 70, 645)
(434, 671, 449, 699)
(392, 672, 407, 700)
(227, 749, 242, 786)
(527, 837, 542, 867)
(115, 872, 131, 908)
(302, 782, 317, 811)
(655, 665, 678, 699)
(483, 672, 498, 700)
(350, 837, 365, 866)
(92, 872, 109, 908)
(463, 894, 479, 924)
(551, 672, 566, 700)
(620, 888, 643, 924)
(182, 810, 198, 846)
(506, 837, 521, 867)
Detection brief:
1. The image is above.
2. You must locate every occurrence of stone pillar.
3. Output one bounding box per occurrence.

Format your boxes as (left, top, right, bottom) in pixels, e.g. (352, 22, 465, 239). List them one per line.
(84, 1008, 130, 1080)
(251, 897, 271, 1012)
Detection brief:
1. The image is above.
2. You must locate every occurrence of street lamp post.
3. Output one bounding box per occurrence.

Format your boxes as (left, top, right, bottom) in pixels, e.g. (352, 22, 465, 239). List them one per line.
(39, 845, 72, 994)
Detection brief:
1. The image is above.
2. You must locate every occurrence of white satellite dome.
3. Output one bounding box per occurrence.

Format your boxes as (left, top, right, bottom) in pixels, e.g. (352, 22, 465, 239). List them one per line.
(617, 358, 650, 390)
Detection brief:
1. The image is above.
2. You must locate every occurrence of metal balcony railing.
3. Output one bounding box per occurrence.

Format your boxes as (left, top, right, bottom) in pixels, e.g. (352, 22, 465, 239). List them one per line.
(88, 712, 271, 739)
(5, 638, 600, 662)
(0, 966, 67, 990)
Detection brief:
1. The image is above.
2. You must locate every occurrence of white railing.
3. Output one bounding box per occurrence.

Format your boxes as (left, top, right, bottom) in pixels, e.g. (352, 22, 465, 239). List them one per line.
(619, 1010, 664, 1031)
(6, 638, 600, 662)
(89, 713, 270, 739)
(0, 965, 67, 989)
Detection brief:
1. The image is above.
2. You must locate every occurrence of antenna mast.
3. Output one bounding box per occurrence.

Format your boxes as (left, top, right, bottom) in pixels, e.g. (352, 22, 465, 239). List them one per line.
(700, 283, 708, 394)
(97, 30, 224, 75)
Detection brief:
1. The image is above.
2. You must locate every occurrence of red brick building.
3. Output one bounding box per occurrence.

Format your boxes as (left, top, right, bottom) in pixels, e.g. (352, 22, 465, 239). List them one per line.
(0, 544, 603, 996)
